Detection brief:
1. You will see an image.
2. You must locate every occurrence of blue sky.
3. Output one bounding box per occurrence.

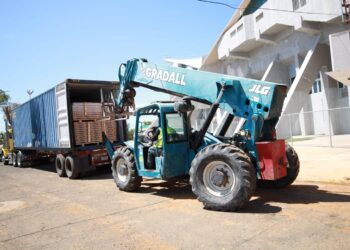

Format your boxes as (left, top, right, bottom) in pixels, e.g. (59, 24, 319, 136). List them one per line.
(0, 0, 238, 131)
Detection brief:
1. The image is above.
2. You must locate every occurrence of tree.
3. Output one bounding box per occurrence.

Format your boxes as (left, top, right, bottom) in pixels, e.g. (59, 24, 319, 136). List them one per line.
(0, 89, 11, 131)
(0, 89, 10, 104)
(0, 131, 5, 144)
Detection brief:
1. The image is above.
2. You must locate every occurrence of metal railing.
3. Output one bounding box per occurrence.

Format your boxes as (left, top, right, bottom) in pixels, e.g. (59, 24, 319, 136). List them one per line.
(277, 106, 350, 148)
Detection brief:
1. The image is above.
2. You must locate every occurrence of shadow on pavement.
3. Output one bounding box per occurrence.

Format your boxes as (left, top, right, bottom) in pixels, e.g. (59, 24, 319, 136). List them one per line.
(28, 162, 56, 173)
(81, 166, 113, 180)
(139, 179, 196, 200)
(256, 184, 350, 204)
(20, 161, 113, 180)
(138, 181, 350, 214)
(243, 184, 350, 214)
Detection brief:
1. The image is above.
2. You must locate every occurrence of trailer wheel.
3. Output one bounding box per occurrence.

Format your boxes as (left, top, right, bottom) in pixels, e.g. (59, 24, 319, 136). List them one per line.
(65, 156, 80, 179)
(3, 156, 9, 165)
(190, 144, 256, 211)
(12, 153, 17, 167)
(16, 151, 24, 168)
(258, 144, 300, 188)
(55, 154, 66, 177)
(111, 147, 142, 192)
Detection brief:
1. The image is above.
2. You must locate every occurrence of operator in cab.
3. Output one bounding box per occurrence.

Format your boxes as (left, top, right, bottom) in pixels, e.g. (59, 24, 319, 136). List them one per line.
(144, 116, 175, 169)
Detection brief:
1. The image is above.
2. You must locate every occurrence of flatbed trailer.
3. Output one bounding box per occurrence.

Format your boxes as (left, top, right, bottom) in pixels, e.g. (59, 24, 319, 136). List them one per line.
(10, 79, 127, 178)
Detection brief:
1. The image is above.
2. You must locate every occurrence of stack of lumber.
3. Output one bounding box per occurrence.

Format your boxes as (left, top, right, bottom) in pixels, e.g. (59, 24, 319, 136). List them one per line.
(72, 102, 117, 146)
(72, 103, 103, 120)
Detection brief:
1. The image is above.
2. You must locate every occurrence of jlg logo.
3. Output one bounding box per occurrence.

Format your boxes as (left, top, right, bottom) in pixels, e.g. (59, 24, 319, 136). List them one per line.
(248, 84, 271, 95)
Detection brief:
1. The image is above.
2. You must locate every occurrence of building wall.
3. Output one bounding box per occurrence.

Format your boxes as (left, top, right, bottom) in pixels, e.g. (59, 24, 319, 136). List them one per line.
(199, 0, 350, 138)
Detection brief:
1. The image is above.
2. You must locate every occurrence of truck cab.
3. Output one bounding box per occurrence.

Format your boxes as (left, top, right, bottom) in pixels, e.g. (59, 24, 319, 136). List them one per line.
(131, 103, 191, 179)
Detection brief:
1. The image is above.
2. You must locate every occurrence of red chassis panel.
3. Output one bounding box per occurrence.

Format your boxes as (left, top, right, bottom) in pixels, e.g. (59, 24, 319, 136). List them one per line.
(256, 140, 288, 180)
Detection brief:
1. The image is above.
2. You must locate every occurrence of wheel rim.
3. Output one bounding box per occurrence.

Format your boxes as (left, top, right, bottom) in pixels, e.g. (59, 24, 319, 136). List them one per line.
(116, 158, 129, 183)
(203, 161, 236, 197)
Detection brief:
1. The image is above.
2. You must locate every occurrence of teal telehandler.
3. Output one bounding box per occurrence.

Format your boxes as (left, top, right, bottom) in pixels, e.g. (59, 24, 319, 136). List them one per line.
(104, 58, 299, 211)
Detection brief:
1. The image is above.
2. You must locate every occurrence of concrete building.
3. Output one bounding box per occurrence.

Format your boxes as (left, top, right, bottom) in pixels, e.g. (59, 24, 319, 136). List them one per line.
(167, 0, 350, 139)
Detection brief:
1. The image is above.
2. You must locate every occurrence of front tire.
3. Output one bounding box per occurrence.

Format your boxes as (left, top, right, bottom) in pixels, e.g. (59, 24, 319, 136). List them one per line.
(111, 147, 142, 192)
(190, 144, 256, 211)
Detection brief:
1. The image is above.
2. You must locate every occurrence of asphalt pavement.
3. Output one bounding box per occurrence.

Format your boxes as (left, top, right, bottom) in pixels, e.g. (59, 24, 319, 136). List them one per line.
(0, 154, 349, 249)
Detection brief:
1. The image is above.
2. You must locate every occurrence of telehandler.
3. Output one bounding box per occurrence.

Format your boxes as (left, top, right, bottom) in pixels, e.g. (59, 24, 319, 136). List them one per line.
(104, 58, 299, 211)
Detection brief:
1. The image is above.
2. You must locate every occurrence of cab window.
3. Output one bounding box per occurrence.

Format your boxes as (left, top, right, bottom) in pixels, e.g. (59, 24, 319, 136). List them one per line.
(165, 113, 186, 143)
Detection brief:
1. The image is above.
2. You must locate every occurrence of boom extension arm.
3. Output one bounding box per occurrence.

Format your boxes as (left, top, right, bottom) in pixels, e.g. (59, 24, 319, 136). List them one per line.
(116, 58, 286, 142)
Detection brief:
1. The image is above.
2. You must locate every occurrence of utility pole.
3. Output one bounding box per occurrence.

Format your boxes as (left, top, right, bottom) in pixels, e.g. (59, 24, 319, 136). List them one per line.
(27, 89, 34, 100)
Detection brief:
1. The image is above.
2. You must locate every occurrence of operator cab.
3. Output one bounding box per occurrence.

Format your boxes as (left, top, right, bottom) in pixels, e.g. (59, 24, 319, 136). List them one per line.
(134, 103, 190, 179)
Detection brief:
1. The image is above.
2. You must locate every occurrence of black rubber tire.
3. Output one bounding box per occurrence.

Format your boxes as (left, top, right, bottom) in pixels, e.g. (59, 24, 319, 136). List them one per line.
(4, 157, 9, 165)
(65, 156, 79, 179)
(12, 152, 17, 167)
(16, 151, 24, 168)
(257, 143, 300, 188)
(111, 147, 142, 192)
(190, 144, 256, 211)
(55, 154, 66, 177)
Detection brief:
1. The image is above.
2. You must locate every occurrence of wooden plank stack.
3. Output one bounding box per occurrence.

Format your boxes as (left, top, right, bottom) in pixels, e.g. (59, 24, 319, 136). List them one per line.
(72, 103, 103, 121)
(72, 102, 117, 146)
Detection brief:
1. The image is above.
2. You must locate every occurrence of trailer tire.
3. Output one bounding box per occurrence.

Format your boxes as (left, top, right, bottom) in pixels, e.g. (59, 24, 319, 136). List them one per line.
(111, 147, 142, 192)
(3, 156, 9, 165)
(16, 151, 24, 168)
(190, 144, 256, 211)
(65, 156, 79, 179)
(12, 153, 17, 167)
(55, 154, 66, 177)
(257, 144, 300, 188)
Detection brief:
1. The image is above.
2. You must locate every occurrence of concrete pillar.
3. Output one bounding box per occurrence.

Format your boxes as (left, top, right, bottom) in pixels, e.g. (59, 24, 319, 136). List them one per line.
(276, 41, 332, 139)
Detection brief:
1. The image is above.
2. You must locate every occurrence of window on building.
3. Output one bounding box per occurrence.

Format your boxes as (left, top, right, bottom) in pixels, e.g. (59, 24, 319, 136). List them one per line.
(337, 81, 349, 98)
(300, 0, 307, 7)
(256, 12, 264, 22)
(290, 77, 295, 85)
(230, 29, 236, 38)
(237, 23, 244, 32)
(338, 82, 345, 88)
(292, 0, 299, 11)
(293, 0, 307, 10)
(311, 73, 322, 94)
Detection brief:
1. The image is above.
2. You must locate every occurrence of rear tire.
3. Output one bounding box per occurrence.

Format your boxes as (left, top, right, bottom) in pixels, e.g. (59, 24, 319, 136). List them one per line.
(16, 151, 24, 168)
(65, 156, 79, 179)
(111, 147, 142, 191)
(12, 153, 17, 167)
(55, 154, 66, 177)
(190, 144, 256, 211)
(257, 144, 300, 188)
